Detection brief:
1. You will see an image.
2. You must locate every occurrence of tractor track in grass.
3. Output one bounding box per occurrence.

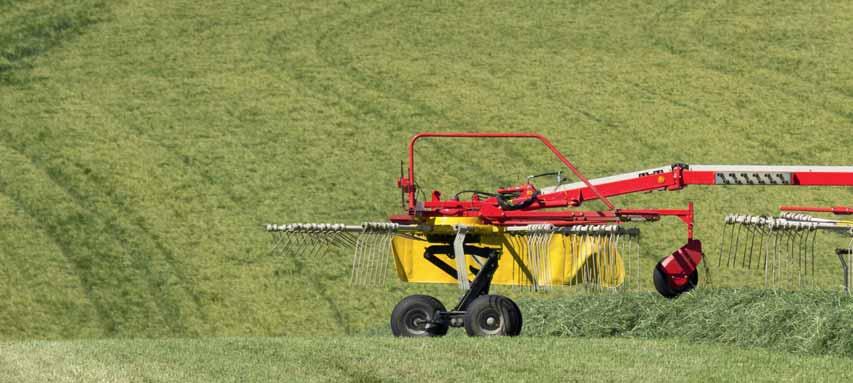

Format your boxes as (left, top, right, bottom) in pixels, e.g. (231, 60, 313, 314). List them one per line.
(314, 1, 703, 182)
(644, 0, 853, 126)
(310, 1, 543, 176)
(637, 0, 853, 168)
(692, 0, 852, 101)
(0, 1, 109, 86)
(0, 144, 115, 334)
(0, 135, 190, 335)
(0, 184, 104, 332)
(2, 0, 291, 335)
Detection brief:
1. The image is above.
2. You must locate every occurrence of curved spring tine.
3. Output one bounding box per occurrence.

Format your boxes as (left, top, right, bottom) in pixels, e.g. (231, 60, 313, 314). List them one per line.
(729, 223, 743, 268)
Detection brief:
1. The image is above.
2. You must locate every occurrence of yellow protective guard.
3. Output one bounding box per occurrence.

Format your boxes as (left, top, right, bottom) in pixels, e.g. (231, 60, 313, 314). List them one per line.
(391, 218, 627, 288)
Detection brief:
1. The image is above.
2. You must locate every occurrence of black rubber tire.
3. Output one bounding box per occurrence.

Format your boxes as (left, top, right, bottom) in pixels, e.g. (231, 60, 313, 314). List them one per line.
(390, 295, 448, 337)
(463, 295, 522, 337)
(653, 264, 699, 299)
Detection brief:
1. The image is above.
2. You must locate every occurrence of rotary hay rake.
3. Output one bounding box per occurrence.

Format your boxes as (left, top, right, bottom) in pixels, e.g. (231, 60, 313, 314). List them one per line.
(266, 133, 853, 337)
(718, 208, 853, 291)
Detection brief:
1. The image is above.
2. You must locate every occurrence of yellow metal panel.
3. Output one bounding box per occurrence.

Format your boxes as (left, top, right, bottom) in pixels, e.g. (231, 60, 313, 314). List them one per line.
(391, 218, 625, 287)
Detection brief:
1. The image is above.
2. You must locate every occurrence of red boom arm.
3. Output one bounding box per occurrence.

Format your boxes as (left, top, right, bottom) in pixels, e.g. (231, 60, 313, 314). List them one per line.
(396, 133, 853, 235)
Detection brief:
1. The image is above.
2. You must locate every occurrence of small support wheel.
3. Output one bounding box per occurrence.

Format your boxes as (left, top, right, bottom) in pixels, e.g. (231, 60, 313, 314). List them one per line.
(463, 295, 522, 336)
(390, 295, 448, 337)
(653, 264, 698, 298)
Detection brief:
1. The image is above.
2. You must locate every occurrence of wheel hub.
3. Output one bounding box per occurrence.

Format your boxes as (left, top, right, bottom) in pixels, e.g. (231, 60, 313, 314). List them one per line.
(403, 310, 428, 334)
(477, 309, 502, 334)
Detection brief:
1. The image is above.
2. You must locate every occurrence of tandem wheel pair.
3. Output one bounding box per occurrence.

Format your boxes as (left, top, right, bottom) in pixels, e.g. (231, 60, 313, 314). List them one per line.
(390, 246, 522, 337)
(390, 294, 522, 337)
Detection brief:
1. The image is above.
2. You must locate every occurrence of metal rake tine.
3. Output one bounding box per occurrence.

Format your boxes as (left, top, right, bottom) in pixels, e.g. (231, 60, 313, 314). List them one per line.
(607, 233, 616, 287)
(734, 225, 752, 268)
(335, 231, 357, 248)
(744, 225, 756, 269)
(788, 230, 798, 289)
(593, 234, 600, 290)
(787, 230, 797, 289)
(543, 230, 550, 289)
(577, 233, 585, 288)
(580, 232, 588, 289)
(617, 232, 627, 289)
(544, 229, 553, 289)
(540, 231, 547, 289)
(730, 223, 743, 268)
(350, 228, 367, 285)
(717, 221, 727, 269)
(301, 232, 327, 261)
(374, 230, 391, 287)
(536, 230, 544, 290)
(723, 221, 734, 268)
(762, 229, 770, 288)
(289, 232, 311, 259)
(598, 234, 606, 291)
(533, 230, 539, 290)
(534, 230, 544, 290)
(521, 234, 533, 288)
(770, 229, 779, 288)
(526, 233, 535, 290)
(362, 231, 378, 287)
(364, 231, 377, 287)
(358, 231, 372, 287)
(633, 232, 641, 289)
(536, 230, 545, 290)
(797, 229, 806, 288)
(584, 233, 591, 289)
(604, 232, 611, 288)
(603, 233, 611, 290)
(524, 233, 532, 290)
(381, 232, 393, 286)
(624, 233, 634, 289)
(370, 231, 384, 287)
(362, 231, 376, 286)
(772, 231, 784, 288)
(766, 229, 776, 288)
(764, 227, 774, 283)
(579, 232, 588, 288)
(784, 230, 794, 289)
(269, 232, 286, 253)
(812, 230, 819, 286)
(576, 232, 583, 288)
(606, 232, 614, 288)
(612, 232, 620, 289)
(755, 226, 766, 272)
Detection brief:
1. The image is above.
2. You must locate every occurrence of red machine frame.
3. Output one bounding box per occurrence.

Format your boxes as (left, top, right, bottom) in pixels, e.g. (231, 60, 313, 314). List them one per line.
(391, 132, 853, 293)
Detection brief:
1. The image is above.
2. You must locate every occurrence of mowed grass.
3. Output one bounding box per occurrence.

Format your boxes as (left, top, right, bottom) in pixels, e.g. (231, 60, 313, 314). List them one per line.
(0, 0, 852, 344)
(1, 336, 852, 383)
(521, 289, 853, 357)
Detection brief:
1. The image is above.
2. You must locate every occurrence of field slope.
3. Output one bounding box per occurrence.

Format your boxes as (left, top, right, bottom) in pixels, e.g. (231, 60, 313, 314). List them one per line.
(1, 0, 852, 341)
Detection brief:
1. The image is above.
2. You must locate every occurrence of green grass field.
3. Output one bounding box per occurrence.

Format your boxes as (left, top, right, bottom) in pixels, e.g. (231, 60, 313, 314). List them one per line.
(2, 336, 852, 383)
(1, 0, 852, 380)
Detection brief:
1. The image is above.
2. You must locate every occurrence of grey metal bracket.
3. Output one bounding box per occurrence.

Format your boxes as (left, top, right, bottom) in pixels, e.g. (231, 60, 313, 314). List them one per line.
(453, 225, 470, 290)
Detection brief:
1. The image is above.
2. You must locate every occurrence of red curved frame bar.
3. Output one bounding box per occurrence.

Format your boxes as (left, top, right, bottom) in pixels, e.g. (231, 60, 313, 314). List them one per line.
(406, 132, 615, 210)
